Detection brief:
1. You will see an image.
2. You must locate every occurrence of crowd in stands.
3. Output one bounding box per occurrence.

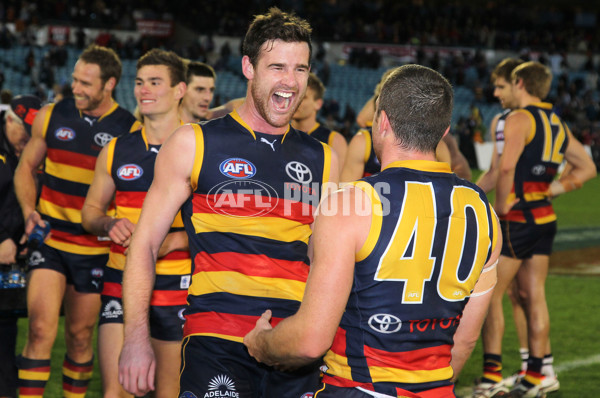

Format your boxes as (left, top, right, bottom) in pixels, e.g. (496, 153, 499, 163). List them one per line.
(0, 0, 599, 169)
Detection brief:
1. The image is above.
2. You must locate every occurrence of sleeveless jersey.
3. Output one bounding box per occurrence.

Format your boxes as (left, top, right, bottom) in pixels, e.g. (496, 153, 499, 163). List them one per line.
(503, 102, 569, 225)
(322, 160, 498, 397)
(358, 127, 380, 177)
(181, 110, 333, 342)
(37, 98, 139, 254)
(307, 122, 340, 147)
(494, 109, 511, 156)
(102, 127, 191, 306)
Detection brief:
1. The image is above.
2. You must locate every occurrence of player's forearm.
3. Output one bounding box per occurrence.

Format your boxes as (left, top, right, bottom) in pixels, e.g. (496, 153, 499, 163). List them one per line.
(14, 164, 39, 220)
(122, 244, 157, 341)
(256, 322, 325, 369)
(494, 168, 515, 215)
(81, 205, 113, 237)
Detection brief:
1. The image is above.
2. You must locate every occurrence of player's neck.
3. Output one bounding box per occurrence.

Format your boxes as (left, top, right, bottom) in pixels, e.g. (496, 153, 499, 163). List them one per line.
(291, 117, 317, 133)
(143, 109, 181, 145)
(179, 106, 198, 124)
(518, 93, 543, 108)
(237, 95, 288, 136)
(84, 96, 114, 118)
(380, 147, 436, 169)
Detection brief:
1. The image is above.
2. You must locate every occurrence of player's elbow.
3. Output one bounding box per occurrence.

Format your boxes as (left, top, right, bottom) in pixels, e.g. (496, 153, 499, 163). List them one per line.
(295, 334, 331, 362)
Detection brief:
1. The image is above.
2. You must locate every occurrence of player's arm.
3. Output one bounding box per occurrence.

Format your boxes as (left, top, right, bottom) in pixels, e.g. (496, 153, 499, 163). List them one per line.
(330, 132, 348, 176)
(356, 95, 375, 128)
(206, 97, 244, 120)
(495, 111, 528, 216)
(547, 126, 597, 198)
(244, 186, 369, 369)
(451, 214, 502, 380)
(443, 133, 472, 180)
(118, 125, 196, 396)
(476, 114, 501, 192)
(14, 105, 50, 234)
(81, 142, 135, 246)
(157, 230, 189, 258)
(340, 132, 367, 182)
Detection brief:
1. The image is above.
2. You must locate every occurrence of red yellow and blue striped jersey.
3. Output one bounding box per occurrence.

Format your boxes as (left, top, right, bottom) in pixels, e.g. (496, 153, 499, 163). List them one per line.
(322, 160, 498, 397)
(38, 98, 139, 255)
(100, 127, 191, 306)
(307, 122, 340, 148)
(181, 110, 333, 342)
(358, 127, 380, 177)
(503, 103, 569, 224)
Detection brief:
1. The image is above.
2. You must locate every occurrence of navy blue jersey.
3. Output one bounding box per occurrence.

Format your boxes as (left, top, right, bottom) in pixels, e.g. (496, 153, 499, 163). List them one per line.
(322, 160, 498, 397)
(181, 111, 334, 342)
(37, 98, 139, 254)
(307, 122, 339, 147)
(504, 103, 569, 224)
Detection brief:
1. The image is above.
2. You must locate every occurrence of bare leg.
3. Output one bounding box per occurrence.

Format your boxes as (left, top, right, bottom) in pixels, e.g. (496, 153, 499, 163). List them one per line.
(98, 323, 133, 398)
(150, 338, 182, 398)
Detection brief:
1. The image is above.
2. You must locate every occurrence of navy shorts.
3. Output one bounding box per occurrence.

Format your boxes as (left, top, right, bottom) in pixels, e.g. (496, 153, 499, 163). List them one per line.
(500, 220, 557, 259)
(178, 336, 321, 398)
(99, 267, 186, 341)
(27, 244, 106, 293)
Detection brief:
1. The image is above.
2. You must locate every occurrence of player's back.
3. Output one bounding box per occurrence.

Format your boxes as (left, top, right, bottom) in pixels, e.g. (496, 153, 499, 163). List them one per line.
(322, 159, 496, 396)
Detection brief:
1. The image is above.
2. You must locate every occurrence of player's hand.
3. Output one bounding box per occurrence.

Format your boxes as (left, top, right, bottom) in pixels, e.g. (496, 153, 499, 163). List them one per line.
(243, 310, 273, 363)
(24, 211, 47, 236)
(494, 198, 519, 217)
(118, 338, 156, 396)
(0, 238, 17, 264)
(107, 218, 136, 246)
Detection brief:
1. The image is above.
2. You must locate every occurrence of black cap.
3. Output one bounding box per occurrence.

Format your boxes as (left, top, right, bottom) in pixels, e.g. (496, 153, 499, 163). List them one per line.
(10, 95, 42, 135)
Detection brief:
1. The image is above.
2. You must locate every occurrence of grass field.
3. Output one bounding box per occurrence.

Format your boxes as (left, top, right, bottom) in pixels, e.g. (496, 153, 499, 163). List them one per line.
(14, 173, 600, 397)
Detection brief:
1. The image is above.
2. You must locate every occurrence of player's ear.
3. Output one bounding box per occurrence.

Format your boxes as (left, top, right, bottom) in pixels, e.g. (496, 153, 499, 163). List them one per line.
(242, 56, 254, 80)
(104, 77, 116, 93)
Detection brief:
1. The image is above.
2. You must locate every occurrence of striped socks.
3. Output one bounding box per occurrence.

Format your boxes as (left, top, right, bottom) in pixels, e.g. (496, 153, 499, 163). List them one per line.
(17, 355, 51, 398)
(62, 355, 94, 398)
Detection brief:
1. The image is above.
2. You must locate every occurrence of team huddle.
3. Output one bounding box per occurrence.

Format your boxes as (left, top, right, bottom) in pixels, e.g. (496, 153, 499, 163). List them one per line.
(5, 7, 596, 398)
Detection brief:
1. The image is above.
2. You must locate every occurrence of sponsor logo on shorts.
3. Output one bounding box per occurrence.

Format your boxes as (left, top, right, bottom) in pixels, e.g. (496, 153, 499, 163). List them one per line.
(368, 313, 402, 334)
(219, 158, 256, 179)
(180, 275, 190, 289)
(91, 267, 104, 278)
(205, 374, 239, 397)
(102, 299, 123, 319)
(285, 161, 312, 184)
(179, 392, 198, 398)
(55, 127, 75, 141)
(94, 132, 114, 147)
(28, 251, 45, 266)
(178, 308, 186, 321)
(117, 164, 143, 181)
(300, 393, 314, 398)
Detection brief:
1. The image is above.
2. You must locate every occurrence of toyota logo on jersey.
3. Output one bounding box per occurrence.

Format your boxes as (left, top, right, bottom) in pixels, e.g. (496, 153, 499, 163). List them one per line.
(55, 127, 76, 141)
(117, 164, 143, 180)
(94, 132, 114, 147)
(219, 158, 256, 179)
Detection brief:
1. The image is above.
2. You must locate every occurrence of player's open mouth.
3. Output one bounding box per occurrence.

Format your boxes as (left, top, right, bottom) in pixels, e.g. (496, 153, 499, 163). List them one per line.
(272, 91, 293, 112)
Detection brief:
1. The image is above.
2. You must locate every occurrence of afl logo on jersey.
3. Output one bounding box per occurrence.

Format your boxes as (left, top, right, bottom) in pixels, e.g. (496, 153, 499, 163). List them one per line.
(94, 132, 114, 147)
(219, 158, 256, 179)
(55, 127, 75, 141)
(117, 164, 143, 181)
